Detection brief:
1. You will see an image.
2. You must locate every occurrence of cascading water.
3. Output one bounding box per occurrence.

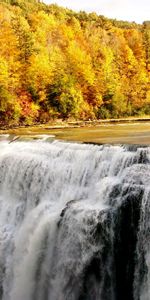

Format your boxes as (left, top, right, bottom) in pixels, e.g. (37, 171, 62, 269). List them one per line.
(0, 138, 149, 300)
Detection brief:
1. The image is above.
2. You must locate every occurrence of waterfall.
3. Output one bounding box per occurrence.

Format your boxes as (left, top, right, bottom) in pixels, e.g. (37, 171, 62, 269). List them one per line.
(0, 139, 149, 300)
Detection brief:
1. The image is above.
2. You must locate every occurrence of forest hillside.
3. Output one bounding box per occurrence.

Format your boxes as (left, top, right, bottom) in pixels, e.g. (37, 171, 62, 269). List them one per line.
(0, 0, 150, 125)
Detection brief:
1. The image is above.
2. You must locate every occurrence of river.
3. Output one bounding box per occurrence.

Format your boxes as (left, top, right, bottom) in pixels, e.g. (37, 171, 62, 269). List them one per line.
(0, 122, 150, 145)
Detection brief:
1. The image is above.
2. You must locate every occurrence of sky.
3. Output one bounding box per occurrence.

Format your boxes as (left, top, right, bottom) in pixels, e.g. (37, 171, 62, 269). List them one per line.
(43, 0, 150, 24)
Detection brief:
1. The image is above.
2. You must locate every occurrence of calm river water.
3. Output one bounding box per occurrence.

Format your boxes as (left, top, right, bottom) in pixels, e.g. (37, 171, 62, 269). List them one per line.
(0, 122, 150, 144)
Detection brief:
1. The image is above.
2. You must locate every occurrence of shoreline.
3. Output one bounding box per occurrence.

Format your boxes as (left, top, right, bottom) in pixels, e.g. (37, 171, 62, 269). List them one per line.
(0, 117, 150, 132)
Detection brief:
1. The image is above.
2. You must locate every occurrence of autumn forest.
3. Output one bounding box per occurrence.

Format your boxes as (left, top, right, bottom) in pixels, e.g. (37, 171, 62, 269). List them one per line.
(0, 0, 150, 125)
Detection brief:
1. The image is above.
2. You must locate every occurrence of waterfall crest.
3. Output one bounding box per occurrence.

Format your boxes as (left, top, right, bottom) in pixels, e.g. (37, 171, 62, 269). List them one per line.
(0, 140, 149, 300)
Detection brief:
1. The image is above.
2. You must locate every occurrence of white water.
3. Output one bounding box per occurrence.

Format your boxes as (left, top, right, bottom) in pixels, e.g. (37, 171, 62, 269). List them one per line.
(0, 139, 149, 300)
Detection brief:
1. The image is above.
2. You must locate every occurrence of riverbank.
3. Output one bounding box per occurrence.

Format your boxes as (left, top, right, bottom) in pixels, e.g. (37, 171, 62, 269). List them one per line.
(1, 116, 150, 132)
